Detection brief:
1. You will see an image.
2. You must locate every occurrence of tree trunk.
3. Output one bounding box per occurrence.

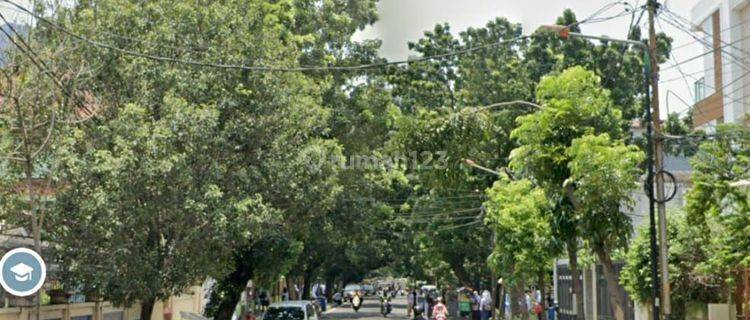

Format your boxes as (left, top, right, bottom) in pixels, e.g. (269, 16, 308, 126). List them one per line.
(210, 252, 255, 320)
(140, 297, 156, 320)
(511, 282, 526, 320)
(286, 276, 294, 300)
(734, 269, 745, 320)
(595, 248, 626, 320)
(302, 268, 313, 300)
(449, 260, 474, 288)
(325, 276, 335, 301)
(568, 240, 585, 320)
(539, 272, 548, 320)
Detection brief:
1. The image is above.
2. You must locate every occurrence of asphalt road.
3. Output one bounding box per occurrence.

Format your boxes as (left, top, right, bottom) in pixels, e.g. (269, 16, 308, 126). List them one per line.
(323, 295, 408, 319)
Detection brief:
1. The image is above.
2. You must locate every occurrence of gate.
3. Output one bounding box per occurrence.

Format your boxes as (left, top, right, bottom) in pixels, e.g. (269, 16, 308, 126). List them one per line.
(556, 264, 577, 320)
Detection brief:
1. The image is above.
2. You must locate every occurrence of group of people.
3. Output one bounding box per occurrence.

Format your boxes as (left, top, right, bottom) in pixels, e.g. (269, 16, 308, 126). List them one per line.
(462, 290, 493, 320)
(405, 288, 457, 320)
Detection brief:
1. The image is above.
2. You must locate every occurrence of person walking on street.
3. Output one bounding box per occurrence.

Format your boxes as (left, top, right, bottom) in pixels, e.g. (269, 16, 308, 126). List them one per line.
(480, 290, 493, 320)
(432, 297, 449, 320)
(471, 291, 481, 320)
(407, 289, 416, 318)
(421, 290, 430, 319)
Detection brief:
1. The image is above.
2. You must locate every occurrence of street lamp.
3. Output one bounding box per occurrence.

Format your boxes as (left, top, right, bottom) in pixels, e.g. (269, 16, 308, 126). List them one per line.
(536, 24, 663, 320)
(463, 159, 502, 176)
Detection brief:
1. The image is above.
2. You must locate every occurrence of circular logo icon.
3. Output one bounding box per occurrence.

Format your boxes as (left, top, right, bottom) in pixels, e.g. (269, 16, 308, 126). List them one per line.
(0, 248, 46, 297)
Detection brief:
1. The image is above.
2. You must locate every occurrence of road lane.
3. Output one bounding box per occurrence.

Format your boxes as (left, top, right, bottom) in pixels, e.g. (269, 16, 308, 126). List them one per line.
(323, 295, 408, 319)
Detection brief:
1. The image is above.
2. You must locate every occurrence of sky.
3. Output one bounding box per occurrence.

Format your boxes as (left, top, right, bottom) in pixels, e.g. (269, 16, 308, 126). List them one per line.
(353, 0, 706, 118)
(0, 0, 705, 118)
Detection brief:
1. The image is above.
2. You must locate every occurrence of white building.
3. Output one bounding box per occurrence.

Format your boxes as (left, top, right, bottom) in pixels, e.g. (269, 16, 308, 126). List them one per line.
(690, 0, 750, 128)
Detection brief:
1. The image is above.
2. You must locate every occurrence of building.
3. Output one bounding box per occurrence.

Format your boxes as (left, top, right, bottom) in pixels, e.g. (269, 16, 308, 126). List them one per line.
(690, 0, 750, 129)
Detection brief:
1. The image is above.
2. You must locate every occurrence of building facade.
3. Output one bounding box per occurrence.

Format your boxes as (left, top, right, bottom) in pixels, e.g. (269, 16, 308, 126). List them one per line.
(691, 0, 750, 128)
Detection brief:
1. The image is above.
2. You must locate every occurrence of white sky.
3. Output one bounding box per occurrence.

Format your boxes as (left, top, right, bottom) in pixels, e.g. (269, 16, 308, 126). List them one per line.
(353, 0, 705, 118)
(0, 0, 705, 118)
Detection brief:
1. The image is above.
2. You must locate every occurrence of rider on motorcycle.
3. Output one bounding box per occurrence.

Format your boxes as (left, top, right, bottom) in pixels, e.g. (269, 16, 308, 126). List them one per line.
(351, 291, 363, 312)
(432, 297, 449, 320)
(380, 290, 392, 317)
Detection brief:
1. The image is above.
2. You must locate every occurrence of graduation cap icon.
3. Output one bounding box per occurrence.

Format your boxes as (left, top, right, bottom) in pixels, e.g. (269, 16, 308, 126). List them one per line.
(10, 263, 33, 282)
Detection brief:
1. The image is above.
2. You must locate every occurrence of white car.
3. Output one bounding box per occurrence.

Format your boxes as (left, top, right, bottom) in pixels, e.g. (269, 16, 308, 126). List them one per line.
(262, 301, 319, 320)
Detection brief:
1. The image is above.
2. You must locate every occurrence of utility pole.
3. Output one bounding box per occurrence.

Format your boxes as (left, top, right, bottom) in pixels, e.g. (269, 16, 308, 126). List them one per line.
(647, 1, 672, 319)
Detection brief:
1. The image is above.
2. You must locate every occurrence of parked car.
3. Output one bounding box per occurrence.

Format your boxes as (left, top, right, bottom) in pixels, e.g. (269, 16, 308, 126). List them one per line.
(343, 284, 362, 301)
(262, 301, 319, 320)
(362, 284, 375, 296)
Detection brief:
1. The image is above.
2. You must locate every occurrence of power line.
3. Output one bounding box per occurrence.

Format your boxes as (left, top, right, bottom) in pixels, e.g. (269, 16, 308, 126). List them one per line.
(668, 16, 750, 52)
(662, 7, 750, 57)
(0, 0, 531, 73)
(659, 28, 750, 72)
(658, 10, 750, 71)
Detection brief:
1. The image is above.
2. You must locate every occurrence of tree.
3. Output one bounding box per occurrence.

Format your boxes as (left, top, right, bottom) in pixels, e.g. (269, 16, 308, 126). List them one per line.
(510, 66, 625, 319)
(387, 16, 533, 288)
(621, 209, 724, 319)
(484, 177, 556, 319)
(50, 101, 274, 320)
(23, 1, 346, 319)
(566, 133, 644, 320)
(683, 124, 750, 317)
(510, 67, 640, 320)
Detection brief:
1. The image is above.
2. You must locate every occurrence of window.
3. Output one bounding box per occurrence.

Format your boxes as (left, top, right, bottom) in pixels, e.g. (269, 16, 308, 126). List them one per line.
(695, 77, 706, 102)
(104, 311, 124, 320)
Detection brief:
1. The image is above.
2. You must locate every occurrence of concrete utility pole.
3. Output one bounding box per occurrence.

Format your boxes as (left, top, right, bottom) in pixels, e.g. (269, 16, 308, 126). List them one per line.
(647, 1, 672, 319)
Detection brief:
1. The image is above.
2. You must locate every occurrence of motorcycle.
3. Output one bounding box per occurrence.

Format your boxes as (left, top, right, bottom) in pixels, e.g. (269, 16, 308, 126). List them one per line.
(412, 304, 425, 320)
(332, 292, 343, 306)
(351, 294, 362, 312)
(380, 296, 392, 317)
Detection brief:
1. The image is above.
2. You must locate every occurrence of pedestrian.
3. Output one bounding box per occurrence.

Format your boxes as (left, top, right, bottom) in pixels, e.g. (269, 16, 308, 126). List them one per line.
(432, 297, 449, 320)
(471, 291, 481, 320)
(547, 296, 557, 320)
(259, 291, 270, 312)
(533, 300, 544, 320)
(426, 291, 435, 318)
(446, 287, 459, 318)
(458, 290, 472, 319)
(480, 290, 493, 320)
(407, 289, 416, 318)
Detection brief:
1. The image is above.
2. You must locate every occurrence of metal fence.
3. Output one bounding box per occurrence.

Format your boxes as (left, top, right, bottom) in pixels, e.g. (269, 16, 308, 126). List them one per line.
(556, 264, 576, 320)
(555, 263, 635, 320)
(595, 264, 635, 320)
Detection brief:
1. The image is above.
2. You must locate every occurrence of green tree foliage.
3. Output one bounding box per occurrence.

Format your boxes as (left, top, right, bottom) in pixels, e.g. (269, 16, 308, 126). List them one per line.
(51, 101, 275, 318)
(22, 1, 347, 318)
(524, 9, 671, 121)
(621, 210, 723, 318)
(510, 67, 640, 320)
(684, 124, 750, 309)
(483, 177, 554, 317)
(566, 133, 644, 320)
(387, 16, 534, 288)
(663, 112, 704, 156)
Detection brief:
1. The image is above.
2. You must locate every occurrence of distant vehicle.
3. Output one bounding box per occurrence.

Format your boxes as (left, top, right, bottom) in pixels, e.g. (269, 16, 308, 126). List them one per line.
(363, 284, 375, 296)
(421, 285, 437, 292)
(262, 301, 319, 320)
(343, 284, 362, 301)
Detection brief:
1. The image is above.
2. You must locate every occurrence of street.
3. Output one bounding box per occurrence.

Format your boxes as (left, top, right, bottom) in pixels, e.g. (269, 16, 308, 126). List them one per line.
(323, 296, 409, 319)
